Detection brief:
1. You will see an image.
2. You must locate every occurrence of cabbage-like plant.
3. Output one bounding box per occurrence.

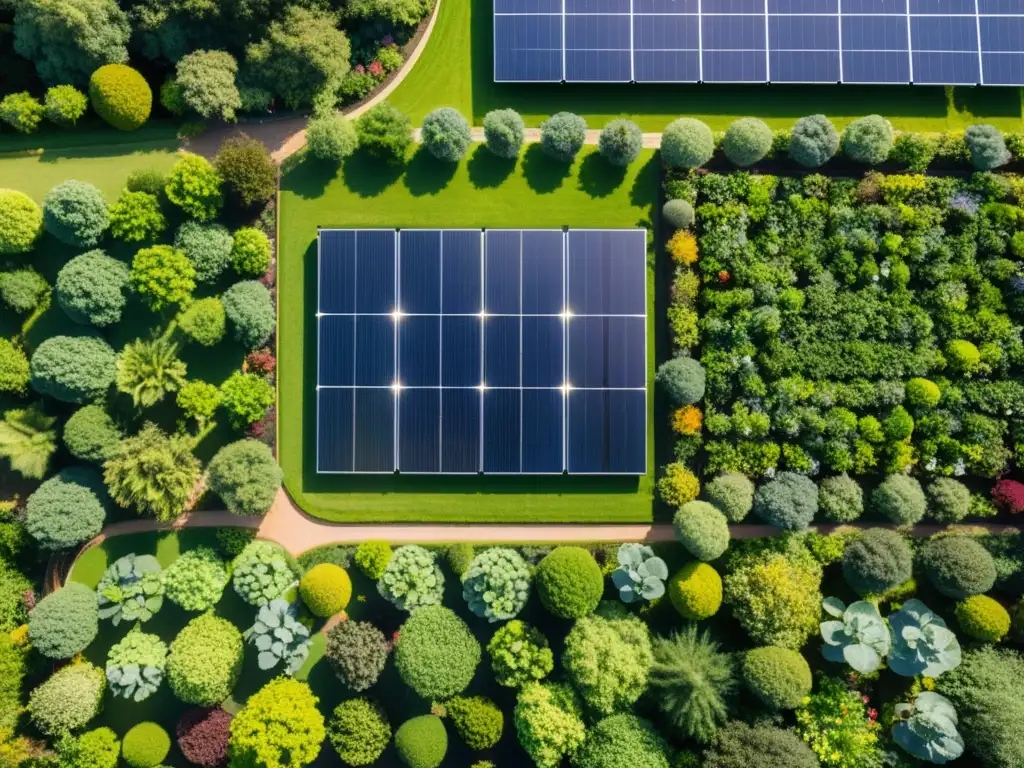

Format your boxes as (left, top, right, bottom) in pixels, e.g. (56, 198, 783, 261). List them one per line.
(243, 598, 311, 674)
(106, 629, 168, 702)
(97, 554, 164, 625)
(461, 547, 531, 622)
(888, 599, 961, 678)
(377, 545, 444, 611)
(892, 692, 965, 764)
(611, 543, 668, 603)
(820, 597, 891, 674)
(232, 540, 299, 606)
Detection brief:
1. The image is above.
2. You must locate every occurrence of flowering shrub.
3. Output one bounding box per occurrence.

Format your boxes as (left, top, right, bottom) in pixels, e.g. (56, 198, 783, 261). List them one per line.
(666, 230, 698, 265)
(672, 405, 702, 435)
(795, 676, 882, 768)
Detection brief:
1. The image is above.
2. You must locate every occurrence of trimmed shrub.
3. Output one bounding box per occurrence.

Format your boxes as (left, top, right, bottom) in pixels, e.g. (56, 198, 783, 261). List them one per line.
(394, 605, 481, 700)
(355, 539, 392, 579)
(447, 695, 503, 750)
(598, 119, 643, 167)
(571, 714, 669, 768)
(741, 647, 811, 710)
(704, 473, 754, 522)
(177, 708, 232, 768)
(63, 404, 120, 463)
(165, 153, 223, 221)
(163, 546, 229, 612)
(0, 339, 30, 394)
(126, 168, 167, 197)
(957, 595, 1010, 642)
(130, 244, 195, 311)
(0, 189, 42, 254)
(55, 250, 129, 326)
(222, 280, 275, 349)
(535, 546, 603, 619)
(461, 547, 531, 621)
(563, 612, 652, 716)
(661, 118, 714, 168)
(65, 727, 120, 768)
(43, 180, 108, 247)
(993, 478, 1024, 514)
(228, 678, 325, 768)
(0, 92, 45, 133)
(447, 542, 475, 576)
(788, 115, 840, 167)
(946, 339, 982, 375)
(108, 190, 166, 242)
(306, 114, 358, 162)
(488, 620, 554, 688)
(906, 377, 941, 408)
(28, 662, 105, 736)
(0, 268, 49, 313)
(674, 501, 730, 561)
(842, 527, 913, 597)
(232, 539, 299, 606)
(122, 722, 170, 767)
(872, 474, 927, 525)
(483, 108, 525, 159)
(44, 85, 88, 126)
(378, 543, 444, 611)
(175, 221, 233, 283)
(920, 535, 997, 598)
(965, 124, 1010, 170)
(356, 103, 413, 164)
(168, 613, 243, 706)
(657, 462, 700, 506)
(28, 582, 98, 659)
(723, 552, 821, 649)
(25, 466, 108, 550)
(655, 356, 705, 405)
(299, 563, 351, 617)
(668, 562, 722, 620)
(928, 478, 972, 523)
(539, 112, 588, 162)
(325, 619, 389, 691)
(178, 298, 226, 347)
(662, 198, 694, 230)
(231, 227, 272, 277)
(818, 473, 864, 522)
(703, 721, 819, 768)
(175, 50, 241, 121)
(843, 115, 894, 164)
(723, 118, 772, 167)
(422, 107, 473, 162)
(752, 473, 818, 531)
(89, 64, 152, 130)
(514, 681, 586, 768)
(214, 136, 277, 208)
(206, 439, 282, 516)
(328, 698, 390, 766)
(395, 715, 447, 768)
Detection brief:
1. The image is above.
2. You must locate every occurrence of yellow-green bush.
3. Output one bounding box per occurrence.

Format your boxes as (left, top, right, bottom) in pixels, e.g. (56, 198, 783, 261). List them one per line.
(299, 563, 352, 618)
(88, 64, 152, 131)
(668, 562, 722, 620)
(956, 595, 1010, 643)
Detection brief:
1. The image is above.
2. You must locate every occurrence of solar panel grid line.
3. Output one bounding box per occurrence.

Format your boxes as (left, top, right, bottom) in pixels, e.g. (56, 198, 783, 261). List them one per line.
(906, 0, 914, 81)
(975, 0, 984, 82)
(479, 229, 485, 473)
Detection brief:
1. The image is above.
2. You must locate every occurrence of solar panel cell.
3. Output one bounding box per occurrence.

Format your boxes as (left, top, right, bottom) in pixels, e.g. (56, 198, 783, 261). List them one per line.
(355, 230, 395, 313)
(318, 316, 354, 386)
(354, 316, 394, 386)
(633, 51, 701, 82)
(317, 388, 353, 472)
(564, 0, 629, 12)
(442, 230, 482, 314)
(521, 316, 564, 387)
(484, 230, 521, 314)
(633, 0, 698, 11)
(493, 15, 563, 82)
(484, 317, 520, 387)
(399, 315, 440, 387)
(353, 389, 394, 472)
(319, 231, 355, 313)
(522, 389, 564, 473)
(770, 51, 841, 82)
(568, 316, 646, 389)
(442, 316, 481, 387)
(398, 389, 440, 472)
(567, 230, 646, 315)
(493, 0, 561, 12)
(399, 230, 441, 313)
(442, 389, 481, 472)
(483, 389, 521, 473)
(521, 231, 564, 314)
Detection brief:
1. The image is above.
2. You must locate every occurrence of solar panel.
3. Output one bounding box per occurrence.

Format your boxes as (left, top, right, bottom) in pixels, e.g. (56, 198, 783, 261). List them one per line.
(316, 228, 648, 476)
(493, 0, 1024, 85)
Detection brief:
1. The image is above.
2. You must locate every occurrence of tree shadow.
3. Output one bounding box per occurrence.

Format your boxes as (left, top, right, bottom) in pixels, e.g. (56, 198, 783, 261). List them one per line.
(521, 143, 572, 194)
(279, 153, 338, 200)
(630, 152, 660, 210)
(339, 149, 404, 198)
(402, 147, 459, 197)
(577, 152, 627, 198)
(466, 144, 516, 189)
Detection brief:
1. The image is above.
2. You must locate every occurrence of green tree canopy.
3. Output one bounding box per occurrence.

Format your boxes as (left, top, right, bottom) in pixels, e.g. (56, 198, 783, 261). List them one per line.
(175, 49, 241, 121)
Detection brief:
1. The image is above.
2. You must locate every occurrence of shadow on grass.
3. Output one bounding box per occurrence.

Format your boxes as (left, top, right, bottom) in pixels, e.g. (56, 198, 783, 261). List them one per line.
(279, 153, 339, 200)
(577, 151, 627, 198)
(402, 147, 459, 196)
(467, 144, 516, 188)
(341, 149, 405, 198)
(521, 143, 572, 194)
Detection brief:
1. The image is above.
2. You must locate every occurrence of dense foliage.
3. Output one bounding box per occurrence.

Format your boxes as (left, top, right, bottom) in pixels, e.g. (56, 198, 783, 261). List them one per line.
(299, 563, 351, 617)
(421, 107, 472, 162)
(563, 611, 652, 716)
(394, 605, 481, 700)
(487, 620, 554, 688)
(163, 547, 229, 612)
(207, 439, 282, 516)
(167, 613, 243, 706)
(106, 630, 167, 701)
(598, 119, 643, 167)
(842, 527, 913, 597)
(394, 715, 447, 768)
(25, 465, 108, 550)
(222, 280, 276, 349)
(175, 221, 234, 283)
(570, 714, 670, 768)
(28, 582, 98, 659)
(539, 112, 587, 162)
(129, 245, 196, 311)
(461, 547, 530, 621)
(103, 423, 201, 521)
(30, 334, 116, 404)
(325, 619, 389, 691)
(232, 540, 299, 605)
(535, 546, 603, 619)
(378, 544, 444, 611)
(121, 722, 170, 768)
(176, 708, 233, 768)
(0, 190, 42, 254)
(88, 64, 151, 130)
(228, 678, 325, 768)
(28, 662, 105, 737)
(43, 180, 108, 247)
(483, 109, 525, 159)
(327, 698, 390, 766)
(741, 646, 811, 710)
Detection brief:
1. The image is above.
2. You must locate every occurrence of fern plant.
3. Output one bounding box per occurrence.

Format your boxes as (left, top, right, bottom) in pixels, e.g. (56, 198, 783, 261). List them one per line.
(97, 553, 165, 626)
(106, 629, 168, 701)
(0, 404, 58, 479)
(115, 337, 187, 408)
(243, 598, 311, 674)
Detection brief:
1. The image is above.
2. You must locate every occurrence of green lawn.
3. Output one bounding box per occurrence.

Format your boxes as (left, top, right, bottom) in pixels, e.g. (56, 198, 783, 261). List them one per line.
(388, 0, 1024, 131)
(278, 144, 664, 523)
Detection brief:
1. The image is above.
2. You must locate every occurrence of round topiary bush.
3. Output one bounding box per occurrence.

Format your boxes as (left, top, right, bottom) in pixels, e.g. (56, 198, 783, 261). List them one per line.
(872, 474, 926, 525)
(328, 698, 390, 766)
(395, 715, 447, 768)
(30, 334, 116, 403)
(818, 473, 864, 523)
(661, 118, 714, 168)
(539, 112, 588, 162)
(25, 466, 108, 550)
(355, 540, 393, 579)
(28, 662, 105, 737)
(306, 114, 358, 163)
(325, 619, 390, 691)
(206, 439, 282, 516)
(228, 678, 324, 768)
(945, 339, 981, 375)
(956, 595, 1010, 642)
(214, 136, 277, 208)
(483, 108, 525, 159)
(167, 613, 243, 706)
(0, 339, 29, 394)
(905, 377, 941, 408)
(674, 501, 730, 561)
(43, 180, 108, 247)
(668, 562, 722, 619)
(788, 114, 840, 168)
(927, 478, 972, 523)
(122, 722, 170, 768)
(163, 547, 229, 612)
(178, 298, 226, 347)
(299, 563, 352, 617)
(176, 708, 232, 768)
(28, 582, 98, 659)
(570, 713, 670, 768)
(0, 189, 43, 254)
(447, 542, 475, 576)
(446, 695, 504, 750)
(55, 250, 130, 326)
(842, 115, 894, 165)
(752, 473, 818, 531)
(394, 606, 480, 700)
(174, 221, 233, 283)
(89, 64, 152, 131)
(598, 119, 643, 167)
(63, 404, 121, 463)
(842, 527, 913, 597)
(655, 356, 705, 406)
(535, 546, 604, 619)
(231, 227, 272, 277)
(993, 478, 1024, 514)
(422, 107, 473, 162)
(723, 118, 773, 167)
(704, 473, 754, 522)
(662, 198, 694, 231)
(0, 267, 48, 314)
(222, 280, 275, 349)
(964, 124, 1010, 170)
(742, 646, 812, 710)
(920, 536, 997, 599)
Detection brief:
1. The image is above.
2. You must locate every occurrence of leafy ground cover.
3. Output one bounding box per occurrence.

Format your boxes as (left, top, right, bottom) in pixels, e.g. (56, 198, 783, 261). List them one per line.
(387, 0, 1024, 131)
(278, 144, 660, 522)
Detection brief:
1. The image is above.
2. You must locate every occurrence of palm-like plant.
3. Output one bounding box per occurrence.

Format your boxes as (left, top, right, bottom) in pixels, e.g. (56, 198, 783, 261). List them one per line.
(0, 404, 58, 479)
(116, 337, 187, 408)
(648, 625, 736, 744)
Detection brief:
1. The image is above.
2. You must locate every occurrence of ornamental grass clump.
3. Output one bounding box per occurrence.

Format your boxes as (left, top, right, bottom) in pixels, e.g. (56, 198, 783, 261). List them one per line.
(106, 630, 167, 702)
(325, 619, 390, 691)
(487, 620, 554, 688)
(378, 544, 444, 611)
(163, 546, 229, 612)
(231, 539, 299, 606)
(395, 606, 481, 700)
(461, 547, 531, 621)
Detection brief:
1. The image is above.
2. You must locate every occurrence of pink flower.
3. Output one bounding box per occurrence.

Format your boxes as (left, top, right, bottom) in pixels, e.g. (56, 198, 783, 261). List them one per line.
(868, 708, 878, 721)
(369, 60, 383, 77)
(862, 695, 870, 704)
(355, 64, 365, 74)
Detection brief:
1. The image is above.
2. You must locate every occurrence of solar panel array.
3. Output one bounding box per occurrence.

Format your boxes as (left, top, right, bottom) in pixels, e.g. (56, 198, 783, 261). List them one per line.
(316, 228, 648, 476)
(494, 0, 1024, 85)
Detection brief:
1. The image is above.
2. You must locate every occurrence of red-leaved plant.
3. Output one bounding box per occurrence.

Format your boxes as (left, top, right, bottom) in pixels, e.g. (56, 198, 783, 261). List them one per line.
(992, 478, 1024, 514)
(177, 708, 233, 768)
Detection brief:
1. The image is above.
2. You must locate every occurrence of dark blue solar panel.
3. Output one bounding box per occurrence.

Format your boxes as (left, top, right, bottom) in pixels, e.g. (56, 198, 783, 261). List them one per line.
(355, 230, 395, 313)
(634, 51, 701, 82)
(564, 51, 632, 83)
(355, 316, 393, 386)
(910, 0, 975, 12)
(319, 231, 355, 313)
(567, 231, 646, 315)
(913, 52, 980, 85)
(567, 390, 645, 473)
(771, 51, 841, 82)
(442, 230, 482, 314)
(354, 389, 394, 472)
(980, 17, 1024, 85)
(318, 388, 353, 472)
(522, 231, 564, 314)
(979, 0, 1024, 12)
(706, 0, 764, 11)
(702, 14, 765, 50)
(319, 316, 354, 386)
(522, 317, 564, 388)
(568, 317, 645, 389)
(633, 0, 698, 11)
(703, 50, 767, 82)
(399, 389, 440, 473)
(483, 389, 521, 473)
(485, 230, 521, 314)
(770, 0, 838, 11)
(484, 317, 520, 387)
(633, 15, 700, 82)
(841, 14, 911, 82)
(493, 15, 562, 82)
(399, 230, 440, 313)
(843, 0, 904, 11)
(770, 15, 840, 53)
(565, 0, 629, 12)
(564, 14, 632, 82)
(493, 0, 560, 11)
(442, 389, 480, 472)
(522, 389, 564, 473)
(842, 51, 911, 83)
(442, 316, 481, 387)
(399, 316, 439, 387)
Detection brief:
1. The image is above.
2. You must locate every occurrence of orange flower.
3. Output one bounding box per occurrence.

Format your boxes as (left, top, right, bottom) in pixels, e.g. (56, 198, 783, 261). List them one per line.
(666, 231, 699, 265)
(672, 405, 703, 435)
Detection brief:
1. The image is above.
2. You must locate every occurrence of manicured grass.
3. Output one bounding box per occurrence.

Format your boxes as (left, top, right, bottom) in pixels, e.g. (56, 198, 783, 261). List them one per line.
(388, 0, 1024, 131)
(278, 144, 663, 523)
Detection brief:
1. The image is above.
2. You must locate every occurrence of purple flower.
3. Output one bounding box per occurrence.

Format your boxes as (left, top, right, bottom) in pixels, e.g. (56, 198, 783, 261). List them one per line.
(948, 190, 980, 217)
